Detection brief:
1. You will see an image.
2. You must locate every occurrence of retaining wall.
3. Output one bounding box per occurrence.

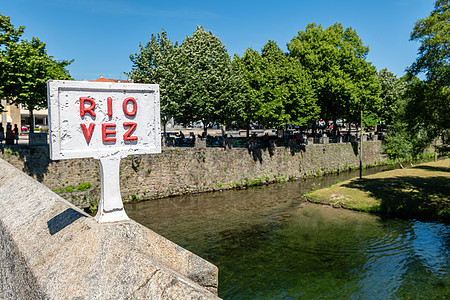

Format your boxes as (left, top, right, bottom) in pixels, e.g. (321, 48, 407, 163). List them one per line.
(0, 158, 220, 299)
(0, 141, 387, 208)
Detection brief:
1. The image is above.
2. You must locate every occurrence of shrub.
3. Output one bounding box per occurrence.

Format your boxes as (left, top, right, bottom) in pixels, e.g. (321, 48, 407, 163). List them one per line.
(76, 182, 92, 191)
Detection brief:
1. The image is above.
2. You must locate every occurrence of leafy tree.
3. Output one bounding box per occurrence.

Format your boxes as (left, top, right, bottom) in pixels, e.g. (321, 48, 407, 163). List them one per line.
(177, 26, 245, 134)
(234, 41, 318, 132)
(0, 14, 25, 110)
(0, 14, 24, 49)
(0, 14, 72, 132)
(383, 78, 431, 165)
(1, 38, 72, 132)
(127, 29, 181, 134)
(408, 0, 449, 86)
(383, 123, 415, 167)
(287, 23, 381, 131)
(406, 0, 449, 154)
(377, 69, 408, 126)
(232, 49, 264, 132)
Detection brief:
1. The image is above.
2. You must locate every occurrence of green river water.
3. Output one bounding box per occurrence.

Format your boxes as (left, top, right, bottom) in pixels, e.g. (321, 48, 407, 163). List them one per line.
(126, 166, 450, 299)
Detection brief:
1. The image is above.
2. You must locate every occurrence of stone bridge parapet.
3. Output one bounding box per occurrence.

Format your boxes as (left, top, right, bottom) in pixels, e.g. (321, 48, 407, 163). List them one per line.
(0, 158, 220, 299)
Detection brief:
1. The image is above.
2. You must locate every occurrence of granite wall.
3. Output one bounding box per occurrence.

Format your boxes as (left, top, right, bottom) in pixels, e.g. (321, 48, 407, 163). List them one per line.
(0, 141, 386, 209)
(0, 158, 220, 299)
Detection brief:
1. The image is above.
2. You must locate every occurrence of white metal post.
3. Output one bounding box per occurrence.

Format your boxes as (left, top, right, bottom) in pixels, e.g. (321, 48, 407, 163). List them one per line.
(94, 155, 129, 223)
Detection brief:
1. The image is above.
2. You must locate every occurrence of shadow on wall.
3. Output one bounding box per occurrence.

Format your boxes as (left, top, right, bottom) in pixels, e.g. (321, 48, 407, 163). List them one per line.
(0, 145, 51, 182)
(247, 140, 307, 163)
(351, 142, 359, 156)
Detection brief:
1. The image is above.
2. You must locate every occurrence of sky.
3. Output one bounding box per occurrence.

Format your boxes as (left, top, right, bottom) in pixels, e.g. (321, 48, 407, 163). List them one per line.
(2, 0, 436, 81)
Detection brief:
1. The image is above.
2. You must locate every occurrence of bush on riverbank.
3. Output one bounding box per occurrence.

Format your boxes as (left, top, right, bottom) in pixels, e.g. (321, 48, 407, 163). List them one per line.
(305, 159, 450, 222)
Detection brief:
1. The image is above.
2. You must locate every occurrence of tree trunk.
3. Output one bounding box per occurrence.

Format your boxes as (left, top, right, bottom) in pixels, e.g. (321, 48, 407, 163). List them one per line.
(221, 124, 226, 136)
(29, 109, 35, 134)
(162, 118, 167, 136)
(203, 122, 208, 137)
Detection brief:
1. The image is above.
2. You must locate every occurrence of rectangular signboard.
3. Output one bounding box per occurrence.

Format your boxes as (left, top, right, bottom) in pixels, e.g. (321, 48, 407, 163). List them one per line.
(47, 80, 161, 160)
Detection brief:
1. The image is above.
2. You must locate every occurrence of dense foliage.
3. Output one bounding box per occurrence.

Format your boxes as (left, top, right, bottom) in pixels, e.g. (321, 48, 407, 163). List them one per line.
(381, 0, 449, 161)
(127, 30, 181, 133)
(129, 26, 245, 134)
(287, 23, 381, 127)
(405, 0, 449, 154)
(377, 69, 408, 126)
(130, 23, 381, 133)
(0, 14, 72, 131)
(176, 26, 245, 133)
(233, 41, 318, 129)
(3, 2, 448, 159)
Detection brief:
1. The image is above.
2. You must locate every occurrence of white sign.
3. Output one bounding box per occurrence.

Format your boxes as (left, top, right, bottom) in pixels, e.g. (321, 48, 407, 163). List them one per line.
(47, 80, 161, 223)
(47, 80, 161, 160)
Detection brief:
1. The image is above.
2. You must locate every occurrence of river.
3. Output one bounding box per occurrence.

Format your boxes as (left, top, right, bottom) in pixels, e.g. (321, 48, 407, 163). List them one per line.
(125, 165, 450, 299)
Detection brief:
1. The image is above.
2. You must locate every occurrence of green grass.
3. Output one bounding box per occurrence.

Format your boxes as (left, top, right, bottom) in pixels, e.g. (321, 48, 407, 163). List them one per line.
(305, 159, 450, 222)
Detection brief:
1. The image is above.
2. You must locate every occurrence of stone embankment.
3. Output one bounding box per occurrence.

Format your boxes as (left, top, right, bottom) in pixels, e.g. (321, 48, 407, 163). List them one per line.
(0, 141, 387, 209)
(0, 158, 220, 299)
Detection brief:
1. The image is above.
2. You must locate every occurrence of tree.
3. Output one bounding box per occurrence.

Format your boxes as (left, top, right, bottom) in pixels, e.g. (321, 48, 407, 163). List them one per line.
(127, 30, 181, 134)
(0, 14, 72, 132)
(0, 14, 24, 49)
(0, 14, 25, 110)
(2, 38, 72, 132)
(377, 69, 408, 126)
(287, 23, 381, 131)
(383, 77, 432, 166)
(408, 0, 449, 86)
(177, 26, 245, 134)
(232, 49, 264, 132)
(234, 41, 318, 132)
(406, 0, 449, 154)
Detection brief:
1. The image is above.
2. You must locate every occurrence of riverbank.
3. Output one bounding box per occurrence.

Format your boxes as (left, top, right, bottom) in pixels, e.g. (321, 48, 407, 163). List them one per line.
(305, 158, 450, 222)
(0, 141, 388, 210)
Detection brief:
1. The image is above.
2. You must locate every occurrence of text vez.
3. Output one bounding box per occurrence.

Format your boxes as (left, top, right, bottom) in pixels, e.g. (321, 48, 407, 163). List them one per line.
(80, 97, 138, 143)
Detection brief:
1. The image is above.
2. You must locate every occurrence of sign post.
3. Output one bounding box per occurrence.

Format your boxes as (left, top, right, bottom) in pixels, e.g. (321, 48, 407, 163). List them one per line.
(47, 80, 161, 223)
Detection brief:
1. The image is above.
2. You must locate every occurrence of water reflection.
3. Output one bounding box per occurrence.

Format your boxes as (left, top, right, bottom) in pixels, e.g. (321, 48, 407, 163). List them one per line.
(126, 166, 450, 299)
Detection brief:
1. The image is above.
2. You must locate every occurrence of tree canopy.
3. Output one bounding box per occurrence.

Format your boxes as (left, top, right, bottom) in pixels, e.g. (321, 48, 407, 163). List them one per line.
(0, 14, 24, 49)
(408, 0, 449, 86)
(405, 0, 449, 154)
(287, 23, 381, 124)
(129, 26, 245, 134)
(233, 40, 318, 129)
(377, 69, 408, 126)
(2, 38, 72, 111)
(127, 30, 181, 133)
(0, 13, 72, 130)
(129, 23, 384, 134)
(177, 26, 245, 132)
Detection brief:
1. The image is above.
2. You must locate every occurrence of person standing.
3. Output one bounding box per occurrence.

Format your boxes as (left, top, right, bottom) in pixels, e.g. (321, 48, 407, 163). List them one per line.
(13, 124, 19, 144)
(0, 124, 4, 145)
(5, 124, 14, 145)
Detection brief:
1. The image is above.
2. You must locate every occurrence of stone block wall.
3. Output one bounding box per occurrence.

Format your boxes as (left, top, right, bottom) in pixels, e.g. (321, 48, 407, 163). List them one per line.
(0, 141, 386, 209)
(0, 158, 220, 299)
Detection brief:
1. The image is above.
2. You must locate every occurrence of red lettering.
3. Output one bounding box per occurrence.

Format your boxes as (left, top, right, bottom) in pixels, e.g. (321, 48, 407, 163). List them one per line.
(123, 122, 138, 141)
(80, 123, 95, 144)
(107, 97, 113, 118)
(102, 123, 116, 142)
(122, 97, 137, 117)
(80, 97, 96, 118)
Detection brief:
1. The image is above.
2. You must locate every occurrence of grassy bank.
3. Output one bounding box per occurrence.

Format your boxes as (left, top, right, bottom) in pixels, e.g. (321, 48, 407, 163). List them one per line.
(305, 158, 450, 222)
